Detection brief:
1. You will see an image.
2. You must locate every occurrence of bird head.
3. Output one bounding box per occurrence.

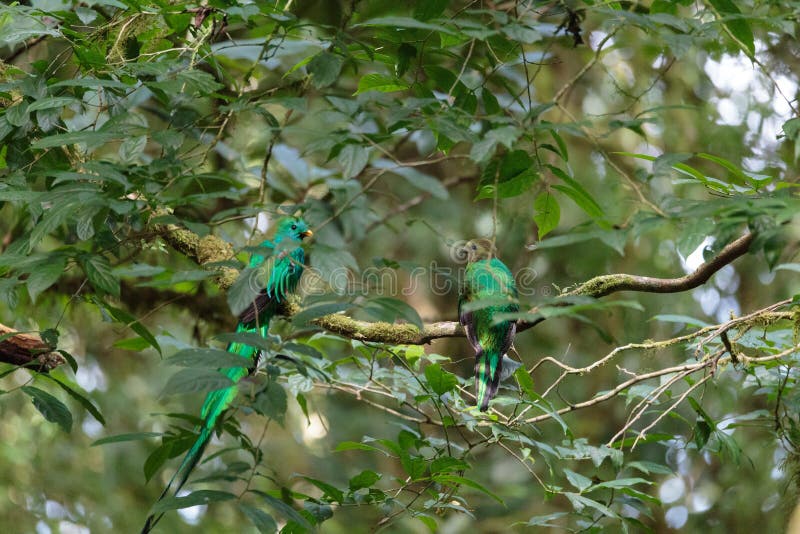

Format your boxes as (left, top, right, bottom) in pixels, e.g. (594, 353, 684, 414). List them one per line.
(274, 216, 313, 243)
(464, 238, 496, 263)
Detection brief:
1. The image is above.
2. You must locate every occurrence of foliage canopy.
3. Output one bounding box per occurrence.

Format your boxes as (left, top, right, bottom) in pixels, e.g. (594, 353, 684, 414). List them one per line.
(1, 0, 799, 531)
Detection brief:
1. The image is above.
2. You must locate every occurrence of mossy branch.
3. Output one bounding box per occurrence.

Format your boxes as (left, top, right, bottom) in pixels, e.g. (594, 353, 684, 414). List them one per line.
(561, 232, 755, 298)
(153, 217, 239, 289)
(156, 220, 758, 345)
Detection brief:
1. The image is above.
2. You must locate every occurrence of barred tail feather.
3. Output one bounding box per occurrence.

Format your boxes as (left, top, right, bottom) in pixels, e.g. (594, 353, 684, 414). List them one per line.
(474, 350, 503, 411)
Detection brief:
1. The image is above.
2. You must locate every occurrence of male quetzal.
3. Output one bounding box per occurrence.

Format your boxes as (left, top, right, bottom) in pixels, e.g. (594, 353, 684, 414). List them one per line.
(458, 239, 519, 411)
(142, 216, 312, 532)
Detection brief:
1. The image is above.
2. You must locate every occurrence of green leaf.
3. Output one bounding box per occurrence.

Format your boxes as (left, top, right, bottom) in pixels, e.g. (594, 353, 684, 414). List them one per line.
(712, 428, 743, 464)
(81, 255, 120, 297)
(782, 118, 800, 140)
(94, 299, 161, 354)
(28, 200, 79, 252)
(565, 493, 618, 518)
(430, 456, 470, 474)
(164, 348, 252, 368)
(113, 337, 151, 351)
(526, 512, 570, 527)
(618, 486, 661, 505)
(308, 52, 344, 89)
(22, 386, 72, 432)
(114, 263, 166, 278)
(51, 78, 130, 89)
(31, 130, 120, 149)
(226, 266, 268, 317)
(395, 43, 417, 77)
(239, 503, 278, 533)
(514, 366, 536, 399)
(27, 96, 78, 112)
(688, 397, 715, 428)
(615, 151, 708, 184)
(309, 244, 359, 287)
(304, 500, 333, 524)
(695, 152, 748, 183)
(292, 302, 351, 325)
(414, 0, 448, 20)
(6, 102, 30, 127)
(362, 297, 423, 331)
(161, 368, 234, 397)
(355, 73, 410, 95)
(502, 23, 542, 44)
(401, 455, 427, 480)
(424, 363, 458, 395)
(476, 150, 538, 200)
(416, 514, 438, 532)
(26, 255, 66, 302)
(589, 477, 652, 491)
(250, 490, 313, 530)
(533, 191, 560, 239)
(334, 441, 389, 454)
(91, 432, 161, 446)
(338, 144, 369, 178)
(564, 469, 593, 492)
(626, 461, 674, 476)
(143, 439, 179, 483)
(708, 0, 755, 56)
(254, 382, 288, 424)
(432, 474, 504, 504)
(546, 165, 605, 220)
(41, 374, 105, 425)
(354, 16, 456, 35)
(176, 69, 224, 95)
(349, 470, 381, 491)
(150, 490, 237, 514)
(389, 166, 449, 199)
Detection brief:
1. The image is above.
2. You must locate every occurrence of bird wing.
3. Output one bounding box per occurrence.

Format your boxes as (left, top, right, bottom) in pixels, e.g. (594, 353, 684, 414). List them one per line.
(458, 277, 482, 354)
(234, 246, 304, 327)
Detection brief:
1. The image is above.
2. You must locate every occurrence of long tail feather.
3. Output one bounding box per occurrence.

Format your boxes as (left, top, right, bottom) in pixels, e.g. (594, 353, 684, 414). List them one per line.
(141, 323, 263, 533)
(475, 350, 503, 411)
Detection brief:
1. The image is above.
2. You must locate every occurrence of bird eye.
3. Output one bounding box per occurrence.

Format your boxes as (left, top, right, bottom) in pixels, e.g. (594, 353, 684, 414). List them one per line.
(291, 224, 297, 230)
(471, 244, 477, 250)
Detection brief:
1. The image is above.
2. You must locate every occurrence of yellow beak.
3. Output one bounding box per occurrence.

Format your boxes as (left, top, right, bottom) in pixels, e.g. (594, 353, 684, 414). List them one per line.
(300, 229, 313, 239)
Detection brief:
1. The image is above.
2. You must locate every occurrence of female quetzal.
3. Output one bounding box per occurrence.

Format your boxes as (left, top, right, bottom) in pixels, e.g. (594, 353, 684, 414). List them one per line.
(458, 239, 519, 411)
(142, 216, 312, 532)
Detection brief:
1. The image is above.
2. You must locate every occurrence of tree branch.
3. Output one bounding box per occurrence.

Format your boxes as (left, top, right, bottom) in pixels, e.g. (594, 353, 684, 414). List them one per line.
(155, 216, 758, 345)
(0, 324, 63, 370)
(281, 300, 464, 344)
(561, 232, 755, 298)
(152, 216, 239, 289)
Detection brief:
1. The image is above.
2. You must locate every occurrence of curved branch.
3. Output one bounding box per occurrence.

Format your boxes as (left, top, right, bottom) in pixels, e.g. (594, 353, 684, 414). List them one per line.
(561, 232, 755, 298)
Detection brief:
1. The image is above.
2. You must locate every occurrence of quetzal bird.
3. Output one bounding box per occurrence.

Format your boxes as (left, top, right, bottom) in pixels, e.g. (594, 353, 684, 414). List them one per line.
(458, 239, 519, 411)
(142, 216, 312, 532)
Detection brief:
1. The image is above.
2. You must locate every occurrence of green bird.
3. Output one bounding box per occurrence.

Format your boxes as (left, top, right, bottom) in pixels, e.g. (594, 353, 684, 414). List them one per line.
(458, 239, 519, 411)
(142, 216, 312, 533)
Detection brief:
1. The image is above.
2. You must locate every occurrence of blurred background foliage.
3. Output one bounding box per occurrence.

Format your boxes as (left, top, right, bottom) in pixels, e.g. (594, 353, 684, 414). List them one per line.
(1, 0, 800, 532)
